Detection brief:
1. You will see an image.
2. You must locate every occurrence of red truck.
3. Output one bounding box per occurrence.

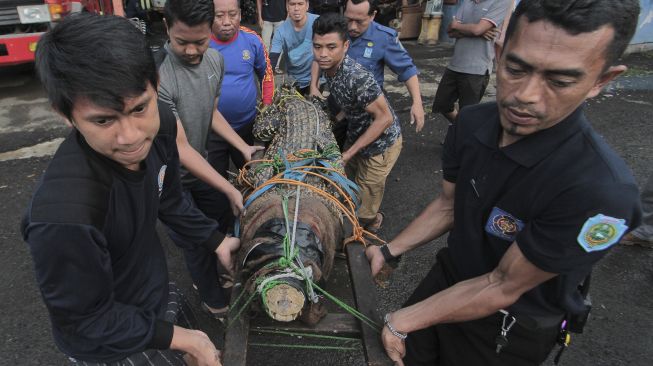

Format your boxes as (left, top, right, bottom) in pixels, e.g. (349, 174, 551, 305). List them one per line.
(0, 0, 122, 66)
(0, 0, 76, 66)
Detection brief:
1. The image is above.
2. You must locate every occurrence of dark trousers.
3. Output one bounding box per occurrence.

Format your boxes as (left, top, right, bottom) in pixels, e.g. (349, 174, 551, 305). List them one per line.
(403, 248, 559, 366)
(68, 283, 196, 365)
(169, 179, 232, 309)
(206, 120, 254, 179)
(432, 68, 490, 115)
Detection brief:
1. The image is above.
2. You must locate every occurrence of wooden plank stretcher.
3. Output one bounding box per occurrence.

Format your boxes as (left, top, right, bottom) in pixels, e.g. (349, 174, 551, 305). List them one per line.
(222, 241, 392, 366)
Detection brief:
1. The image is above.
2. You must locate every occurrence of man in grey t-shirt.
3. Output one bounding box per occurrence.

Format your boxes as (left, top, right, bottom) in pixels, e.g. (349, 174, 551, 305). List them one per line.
(432, 0, 511, 124)
(158, 0, 260, 321)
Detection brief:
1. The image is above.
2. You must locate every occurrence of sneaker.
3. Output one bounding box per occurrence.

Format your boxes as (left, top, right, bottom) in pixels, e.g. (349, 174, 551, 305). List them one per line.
(619, 233, 653, 248)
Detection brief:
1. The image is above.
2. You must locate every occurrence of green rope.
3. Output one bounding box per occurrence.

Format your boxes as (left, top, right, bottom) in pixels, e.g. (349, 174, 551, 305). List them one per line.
(228, 180, 382, 335)
(249, 343, 358, 351)
(308, 278, 382, 333)
(252, 328, 359, 342)
(225, 289, 258, 329)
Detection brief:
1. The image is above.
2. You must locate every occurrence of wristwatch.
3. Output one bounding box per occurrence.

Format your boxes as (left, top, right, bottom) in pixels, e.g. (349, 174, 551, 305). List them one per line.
(380, 244, 401, 269)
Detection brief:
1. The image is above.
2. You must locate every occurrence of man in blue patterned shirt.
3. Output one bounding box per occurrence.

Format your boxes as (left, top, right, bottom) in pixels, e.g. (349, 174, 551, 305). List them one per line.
(313, 13, 401, 232)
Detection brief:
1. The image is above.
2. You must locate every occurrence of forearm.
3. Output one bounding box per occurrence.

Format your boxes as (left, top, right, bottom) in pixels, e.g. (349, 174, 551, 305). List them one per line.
(269, 52, 280, 71)
(391, 270, 516, 333)
(405, 75, 422, 107)
(450, 19, 493, 37)
(391, 243, 557, 334)
(345, 114, 392, 157)
(310, 61, 321, 89)
(256, 0, 263, 21)
(387, 190, 454, 256)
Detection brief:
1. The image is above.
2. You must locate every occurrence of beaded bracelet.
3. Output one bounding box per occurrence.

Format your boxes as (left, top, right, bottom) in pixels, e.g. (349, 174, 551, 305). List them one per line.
(384, 313, 408, 340)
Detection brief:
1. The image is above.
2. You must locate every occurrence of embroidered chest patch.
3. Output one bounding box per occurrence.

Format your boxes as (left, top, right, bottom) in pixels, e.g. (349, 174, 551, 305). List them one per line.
(157, 165, 167, 197)
(577, 214, 628, 252)
(242, 50, 250, 61)
(485, 207, 525, 242)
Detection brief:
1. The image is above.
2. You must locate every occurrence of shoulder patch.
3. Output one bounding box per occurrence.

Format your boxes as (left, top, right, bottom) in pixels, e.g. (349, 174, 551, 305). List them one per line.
(375, 23, 398, 38)
(485, 206, 524, 242)
(577, 214, 628, 252)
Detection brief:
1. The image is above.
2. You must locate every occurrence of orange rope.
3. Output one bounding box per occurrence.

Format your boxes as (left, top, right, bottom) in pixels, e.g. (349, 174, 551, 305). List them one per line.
(236, 159, 385, 247)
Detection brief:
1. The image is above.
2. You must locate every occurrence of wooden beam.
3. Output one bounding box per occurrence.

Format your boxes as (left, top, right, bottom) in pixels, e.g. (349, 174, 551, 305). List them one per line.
(253, 313, 361, 336)
(222, 282, 250, 366)
(346, 243, 393, 366)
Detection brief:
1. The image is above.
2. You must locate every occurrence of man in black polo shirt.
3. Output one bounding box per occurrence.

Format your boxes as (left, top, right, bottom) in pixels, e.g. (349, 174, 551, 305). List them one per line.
(365, 1, 642, 365)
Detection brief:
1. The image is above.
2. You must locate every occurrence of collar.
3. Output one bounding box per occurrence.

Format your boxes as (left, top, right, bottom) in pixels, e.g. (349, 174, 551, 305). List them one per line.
(354, 21, 377, 42)
(211, 29, 240, 45)
(77, 131, 147, 182)
(474, 104, 588, 167)
(327, 55, 353, 80)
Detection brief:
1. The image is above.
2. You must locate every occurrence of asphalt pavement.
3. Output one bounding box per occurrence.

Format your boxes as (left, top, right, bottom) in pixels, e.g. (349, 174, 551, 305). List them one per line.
(0, 42, 651, 366)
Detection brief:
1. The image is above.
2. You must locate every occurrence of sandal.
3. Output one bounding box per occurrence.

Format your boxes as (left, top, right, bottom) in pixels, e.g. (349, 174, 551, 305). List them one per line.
(364, 212, 385, 233)
(201, 302, 229, 323)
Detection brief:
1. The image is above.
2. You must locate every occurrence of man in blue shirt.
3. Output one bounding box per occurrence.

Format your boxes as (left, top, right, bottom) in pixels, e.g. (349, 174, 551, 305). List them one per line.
(311, 0, 424, 132)
(208, 0, 275, 178)
(269, 0, 319, 95)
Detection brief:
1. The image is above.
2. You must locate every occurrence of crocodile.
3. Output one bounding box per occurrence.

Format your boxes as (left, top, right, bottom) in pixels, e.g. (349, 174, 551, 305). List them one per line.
(234, 85, 357, 324)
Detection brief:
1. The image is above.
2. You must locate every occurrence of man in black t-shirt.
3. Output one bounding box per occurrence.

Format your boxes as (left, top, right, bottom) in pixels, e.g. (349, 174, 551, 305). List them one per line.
(22, 14, 229, 366)
(257, 0, 287, 71)
(365, 1, 642, 365)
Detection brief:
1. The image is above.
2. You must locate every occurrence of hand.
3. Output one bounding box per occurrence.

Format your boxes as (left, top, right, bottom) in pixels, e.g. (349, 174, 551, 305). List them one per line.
(365, 245, 386, 277)
(183, 350, 222, 366)
(410, 102, 425, 133)
(172, 327, 222, 366)
(482, 27, 499, 41)
(257, 17, 264, 28)
(381, 315, 406, 366)
(341, 150, 354, 166)
(216, 236, 240, 277)
(309, 84, 325, 100)
(241, 145, 265, 162)
(227, 188, 245, 217)
(447, 17, 455, 32)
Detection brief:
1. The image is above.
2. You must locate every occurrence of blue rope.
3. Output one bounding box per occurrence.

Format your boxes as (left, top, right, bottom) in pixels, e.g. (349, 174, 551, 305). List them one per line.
(233, 153, 361, 237)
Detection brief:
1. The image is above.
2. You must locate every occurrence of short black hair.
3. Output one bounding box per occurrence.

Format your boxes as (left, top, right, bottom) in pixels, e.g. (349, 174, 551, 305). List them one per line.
(346, 0, 377, 15)
(164, 0, 215, 29)
(313, 13, 348, 41)
(503, 0, 640, 67)
(35, 13, 157, 120)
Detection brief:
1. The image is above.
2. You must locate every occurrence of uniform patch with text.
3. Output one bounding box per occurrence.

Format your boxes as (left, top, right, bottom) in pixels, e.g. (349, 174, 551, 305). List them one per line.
(577, 214, 628, 252)
(485, 207, 525, 242)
